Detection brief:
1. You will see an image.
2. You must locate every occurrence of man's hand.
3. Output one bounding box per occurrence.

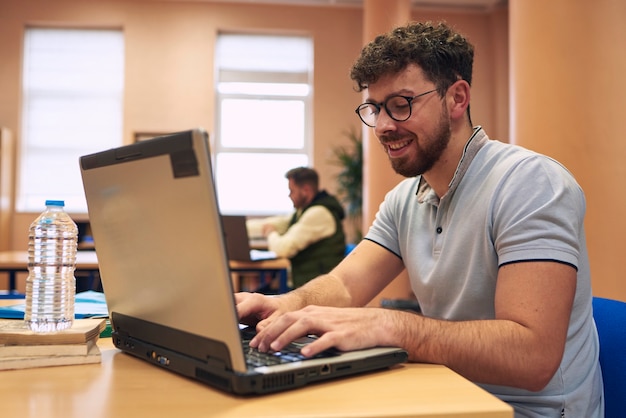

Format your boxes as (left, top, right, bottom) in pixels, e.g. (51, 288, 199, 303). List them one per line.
(261, 224, 278, 237)
(235, 291, 281, 327)
(248, 305, 405, 357)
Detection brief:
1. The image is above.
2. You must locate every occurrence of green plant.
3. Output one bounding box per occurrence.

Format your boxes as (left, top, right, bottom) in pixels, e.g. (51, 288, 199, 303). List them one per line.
(330, 127, 363, 242)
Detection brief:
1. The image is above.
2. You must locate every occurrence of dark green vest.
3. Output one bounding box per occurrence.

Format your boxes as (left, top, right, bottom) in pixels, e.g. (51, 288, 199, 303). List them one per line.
(288, 191, 346, 288)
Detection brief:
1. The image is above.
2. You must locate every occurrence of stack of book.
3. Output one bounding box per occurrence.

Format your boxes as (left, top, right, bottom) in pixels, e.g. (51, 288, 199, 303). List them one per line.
(0, 318, 106, 371)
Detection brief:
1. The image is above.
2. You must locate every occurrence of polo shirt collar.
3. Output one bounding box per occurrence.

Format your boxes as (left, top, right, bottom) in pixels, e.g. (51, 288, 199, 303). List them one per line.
(416, 126, 488, 204)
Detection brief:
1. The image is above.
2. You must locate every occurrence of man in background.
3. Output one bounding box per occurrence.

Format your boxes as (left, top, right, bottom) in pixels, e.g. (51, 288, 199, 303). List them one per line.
(247, 167, 346, 288)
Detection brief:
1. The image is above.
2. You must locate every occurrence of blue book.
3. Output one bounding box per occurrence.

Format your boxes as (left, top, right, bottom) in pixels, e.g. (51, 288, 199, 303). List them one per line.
(0, 291, 108, 319)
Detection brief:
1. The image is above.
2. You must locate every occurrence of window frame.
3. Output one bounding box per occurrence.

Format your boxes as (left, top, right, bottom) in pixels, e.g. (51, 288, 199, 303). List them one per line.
(214, 33, 314, 216)
(17, 27, 124, 214)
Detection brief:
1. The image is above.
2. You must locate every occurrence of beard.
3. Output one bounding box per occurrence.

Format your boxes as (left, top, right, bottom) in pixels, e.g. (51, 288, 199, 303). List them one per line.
(384, 105, 452, 178)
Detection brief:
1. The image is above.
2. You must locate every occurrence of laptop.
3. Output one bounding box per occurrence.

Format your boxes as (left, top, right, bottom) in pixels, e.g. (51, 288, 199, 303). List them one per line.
(221, 215, 277, 262)
(79, 128, 408, 395)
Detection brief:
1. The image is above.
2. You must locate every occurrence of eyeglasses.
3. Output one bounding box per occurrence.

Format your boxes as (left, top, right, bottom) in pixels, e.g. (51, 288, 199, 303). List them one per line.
(355, 89, 438, 127)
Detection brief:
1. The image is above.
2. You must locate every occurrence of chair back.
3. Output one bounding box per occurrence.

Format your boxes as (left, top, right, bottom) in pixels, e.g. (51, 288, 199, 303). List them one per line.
(592, 296, 626, 418)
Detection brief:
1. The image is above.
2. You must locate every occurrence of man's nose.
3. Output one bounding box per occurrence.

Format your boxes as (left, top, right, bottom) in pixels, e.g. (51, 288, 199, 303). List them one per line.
(374, 108, 398, 135)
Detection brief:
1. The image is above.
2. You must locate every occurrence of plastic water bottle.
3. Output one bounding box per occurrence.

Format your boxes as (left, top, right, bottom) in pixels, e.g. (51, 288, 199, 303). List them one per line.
(24, 200, 77, 332)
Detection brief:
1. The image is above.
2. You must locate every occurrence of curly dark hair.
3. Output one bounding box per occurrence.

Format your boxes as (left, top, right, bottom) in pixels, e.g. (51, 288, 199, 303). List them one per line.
(350, 21, 474, 95)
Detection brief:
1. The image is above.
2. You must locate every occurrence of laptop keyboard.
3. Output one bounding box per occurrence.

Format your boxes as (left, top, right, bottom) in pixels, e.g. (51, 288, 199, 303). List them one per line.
(241, 329, 337, 367)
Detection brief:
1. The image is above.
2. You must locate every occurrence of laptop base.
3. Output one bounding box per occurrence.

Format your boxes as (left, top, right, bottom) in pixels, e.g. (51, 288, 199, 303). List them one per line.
(112, 311, 408, 395)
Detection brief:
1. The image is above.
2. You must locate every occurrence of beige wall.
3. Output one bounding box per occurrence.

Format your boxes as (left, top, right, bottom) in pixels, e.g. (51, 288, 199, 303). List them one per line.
(510, 0, 626, 301)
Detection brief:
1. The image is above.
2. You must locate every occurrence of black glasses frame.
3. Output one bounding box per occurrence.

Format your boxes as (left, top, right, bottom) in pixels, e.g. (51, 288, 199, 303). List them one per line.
(355, 88, 438, 127)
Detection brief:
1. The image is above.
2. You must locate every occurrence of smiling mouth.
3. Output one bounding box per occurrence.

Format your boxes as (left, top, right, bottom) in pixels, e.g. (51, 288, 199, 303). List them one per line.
(385, 138, 413, 151)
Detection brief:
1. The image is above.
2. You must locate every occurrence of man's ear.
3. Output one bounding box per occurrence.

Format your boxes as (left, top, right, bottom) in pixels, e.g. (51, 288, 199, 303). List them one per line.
(447, 80, 471, 120)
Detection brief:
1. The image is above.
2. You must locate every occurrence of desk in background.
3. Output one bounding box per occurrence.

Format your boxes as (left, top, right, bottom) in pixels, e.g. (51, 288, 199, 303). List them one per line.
(0, 251, 100, 298)
(230, 258, 291, 294)
(0, 251, 291, 297)
(238, 237, 291, 293)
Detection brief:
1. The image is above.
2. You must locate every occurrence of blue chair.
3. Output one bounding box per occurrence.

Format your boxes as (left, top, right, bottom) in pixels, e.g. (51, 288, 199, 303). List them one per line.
(592, 297, 626, 418)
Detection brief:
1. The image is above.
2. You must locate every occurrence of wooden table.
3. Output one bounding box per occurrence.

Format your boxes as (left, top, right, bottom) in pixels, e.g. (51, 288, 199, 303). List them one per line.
(0, 335, 512, 417)
(229, 258, 291, 293)
(230, 237, 291, 293)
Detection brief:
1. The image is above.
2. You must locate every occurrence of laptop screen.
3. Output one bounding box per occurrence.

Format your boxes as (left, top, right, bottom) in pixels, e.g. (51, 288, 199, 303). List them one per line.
(80, 128, 249, 372)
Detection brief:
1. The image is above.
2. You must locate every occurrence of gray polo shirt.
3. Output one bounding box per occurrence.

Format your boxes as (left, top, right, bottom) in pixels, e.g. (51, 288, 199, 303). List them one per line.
(366, 127, 603, 417)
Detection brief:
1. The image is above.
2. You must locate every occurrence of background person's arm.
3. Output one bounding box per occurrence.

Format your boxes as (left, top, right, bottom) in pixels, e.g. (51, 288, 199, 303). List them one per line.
(265, 206, 336, 258)
(246, 214, 291, 238)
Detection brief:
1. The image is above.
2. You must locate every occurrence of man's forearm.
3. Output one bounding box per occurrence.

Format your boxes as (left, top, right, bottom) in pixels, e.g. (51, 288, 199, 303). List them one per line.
(389, 311, 562, 391)
(287, 273, 355, 309)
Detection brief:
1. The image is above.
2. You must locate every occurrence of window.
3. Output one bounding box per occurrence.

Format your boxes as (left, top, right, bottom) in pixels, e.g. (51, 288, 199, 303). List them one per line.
(215, 34, 313, 215)
(18, 28, 124, 213)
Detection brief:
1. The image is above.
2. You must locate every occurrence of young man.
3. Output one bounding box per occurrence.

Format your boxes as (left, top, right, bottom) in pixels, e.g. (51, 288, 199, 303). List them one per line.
(247, 167, 346, 288)
(237, 22, 603, 416)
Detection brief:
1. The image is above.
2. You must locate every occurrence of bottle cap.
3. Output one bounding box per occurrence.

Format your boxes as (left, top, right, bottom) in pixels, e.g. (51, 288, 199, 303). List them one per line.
(45, 200, 65, 207)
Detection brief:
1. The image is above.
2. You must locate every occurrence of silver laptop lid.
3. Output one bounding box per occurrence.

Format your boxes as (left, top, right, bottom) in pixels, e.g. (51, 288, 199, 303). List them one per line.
(80, 128, 248, 372)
